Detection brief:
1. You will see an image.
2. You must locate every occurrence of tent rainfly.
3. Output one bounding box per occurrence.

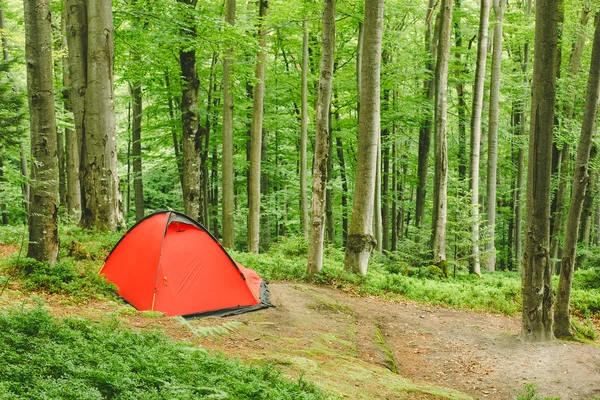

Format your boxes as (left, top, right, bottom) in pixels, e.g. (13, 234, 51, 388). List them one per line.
(100, 211, 272, 317)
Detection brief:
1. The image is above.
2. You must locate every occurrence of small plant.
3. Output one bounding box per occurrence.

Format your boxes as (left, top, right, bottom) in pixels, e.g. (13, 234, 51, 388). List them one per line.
(515, 384, 561, 400)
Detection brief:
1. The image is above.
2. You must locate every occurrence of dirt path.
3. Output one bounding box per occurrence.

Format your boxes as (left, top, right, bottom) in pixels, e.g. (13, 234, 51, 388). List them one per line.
(190, 282, 600, 400)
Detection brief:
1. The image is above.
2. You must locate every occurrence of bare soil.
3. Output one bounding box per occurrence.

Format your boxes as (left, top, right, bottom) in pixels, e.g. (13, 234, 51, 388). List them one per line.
(189, 283, 600, 400)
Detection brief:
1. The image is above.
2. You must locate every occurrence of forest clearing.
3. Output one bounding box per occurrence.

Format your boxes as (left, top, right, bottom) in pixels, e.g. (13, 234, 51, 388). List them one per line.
(3, 0, 600, 397)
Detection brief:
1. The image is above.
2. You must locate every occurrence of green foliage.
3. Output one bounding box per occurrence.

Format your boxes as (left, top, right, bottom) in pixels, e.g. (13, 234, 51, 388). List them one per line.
(0, 307, 328, 399)
(3, 256, 115, 299)
(515, 384, 561, 400)
(571, 318, 598, 341)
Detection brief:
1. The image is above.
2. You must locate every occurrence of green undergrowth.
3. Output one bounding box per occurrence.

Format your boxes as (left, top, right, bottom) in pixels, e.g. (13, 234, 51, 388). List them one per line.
(0, 306, 329, 399)
(235, 235, 600, 322)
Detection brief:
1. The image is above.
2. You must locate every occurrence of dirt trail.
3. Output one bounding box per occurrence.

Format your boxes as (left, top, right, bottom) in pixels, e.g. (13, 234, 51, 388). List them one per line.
(192, 282, 600, 400)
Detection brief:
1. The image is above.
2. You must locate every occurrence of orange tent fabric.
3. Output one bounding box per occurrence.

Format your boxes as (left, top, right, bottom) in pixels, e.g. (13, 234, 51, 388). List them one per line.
(100, 211, 272, 317)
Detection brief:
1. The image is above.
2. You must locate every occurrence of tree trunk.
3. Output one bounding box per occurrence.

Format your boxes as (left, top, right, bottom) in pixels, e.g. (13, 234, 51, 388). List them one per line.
(485, 0, 505, 272)
(20, 141, 30, 216)
(431, 0, 453, 270)
(326, 114, 334, 244)
(131, 83, 144, 221)
(178, 0, 202, 224)
(554, 12, 600, 338)
(514, 0, 532, 272)
(336, 135, 348, 246)
(164, 71, 184, 191)
(80, 0, 121, 231)
(222, 0, 235, 248)
(382, 91, 390, 252)
(300, 19, 309, 241)
(550, 4, 590, 273)
(61, 12, 81, 221)
(454, 0, 467, 182)
(415, 0, 437, 231)
(469, 0, 491, 276)
(307, 0, 335, 278)
(344, 0, 383, 276)
(521, 0, 561, 342)
(65, 0, 86, 215)
(260, 127, 270, 251)
(23, 0, 59, 263)
(248, 0, 268, 253)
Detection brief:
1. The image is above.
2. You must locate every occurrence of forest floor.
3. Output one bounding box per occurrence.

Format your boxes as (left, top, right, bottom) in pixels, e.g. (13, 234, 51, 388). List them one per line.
(5, 279, 599, 400)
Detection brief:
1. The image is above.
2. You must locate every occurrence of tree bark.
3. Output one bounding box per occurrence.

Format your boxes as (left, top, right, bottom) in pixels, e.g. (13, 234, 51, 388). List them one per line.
(222, 0, 235, 248)
(431, 0, 453, 269)
(469, 0, 491, 276)
(248, 0, 268, 253)
(61, 12, 81, 221)
(80, 0, 121, 231)
(178, 0, 202, 224)
(20, 141, 30, 216)
(550, 4, 590, 273)
(300, 19, 309, 241)
(521, 0, 560, 342)
(514, 0, 532, 272)
(554, 12, 600, 338)
(485, 0, 505, 272)
(336, 135, 348, 246)
(23, 0, 59, 263)
(307, 0, 335, 278)
(415, 0, 437, 232)
(344, 0, 383, 276)
(382, 91, 390, 252)
(131, 83, 144, 221)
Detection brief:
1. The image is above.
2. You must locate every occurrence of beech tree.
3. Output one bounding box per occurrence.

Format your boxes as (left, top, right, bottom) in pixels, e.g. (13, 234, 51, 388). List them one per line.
(222, 0, 235, 248)
(554, 10, 600, 339)
(307, 0, 335, 278)
(521, 0, 560, 342)
(23, 0, 59, 262)
(469, 0, 491, 276)
(344, 0, 384, 275)
(248, 0, 268, 253)
(431, 0, 453, 271)
(485, 0, 505, 272)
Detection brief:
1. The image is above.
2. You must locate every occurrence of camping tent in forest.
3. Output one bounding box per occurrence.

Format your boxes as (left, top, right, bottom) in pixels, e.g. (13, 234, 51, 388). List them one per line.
(100, 211, 272, 317)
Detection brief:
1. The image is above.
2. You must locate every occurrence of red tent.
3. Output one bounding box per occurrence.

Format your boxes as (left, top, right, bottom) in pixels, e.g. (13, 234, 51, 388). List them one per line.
(100, 211, 272, 317)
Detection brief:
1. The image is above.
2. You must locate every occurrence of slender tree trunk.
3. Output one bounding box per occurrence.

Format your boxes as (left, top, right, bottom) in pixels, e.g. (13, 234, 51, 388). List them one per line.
(178, 0, 202, 224)
(65, 0, 86, 214)
(164, 71, 183, 190)
(554, 12, 600, 338)
(485, 0, 506, 272)
(248, 0, 268, 253)
(454, 0, 467, 182)
(131, 83, 144, 221)
(326, 113, 334, 244)
(307, 0, 336, 278)
(469, 0, 491, 276)
(336, 135, 348, 246)
(61, 13, 81, 220)
(23, 0, 59, 263)
(576, 148, 597, 270)
(550, 4, 590, 273)
(344, 0, 384, 276)
(382, 92, 390, 251)
(521, 0, 561, 342)
(20, 141, 30, 216)
(415, 0, 437, 231)
(222, 0, 235, 247)
(431, 0, 453, 271)
(80, 0, 121, 231)
(300, 19, 309, 241)
(514, 0, 532, 272)
(374, 118, 382, 252)
(0, 4, 7, 224)
(260, 127, 270, 251)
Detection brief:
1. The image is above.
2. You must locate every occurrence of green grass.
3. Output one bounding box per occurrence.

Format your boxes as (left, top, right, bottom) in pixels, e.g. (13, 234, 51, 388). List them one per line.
(0, 306, 329, 399)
